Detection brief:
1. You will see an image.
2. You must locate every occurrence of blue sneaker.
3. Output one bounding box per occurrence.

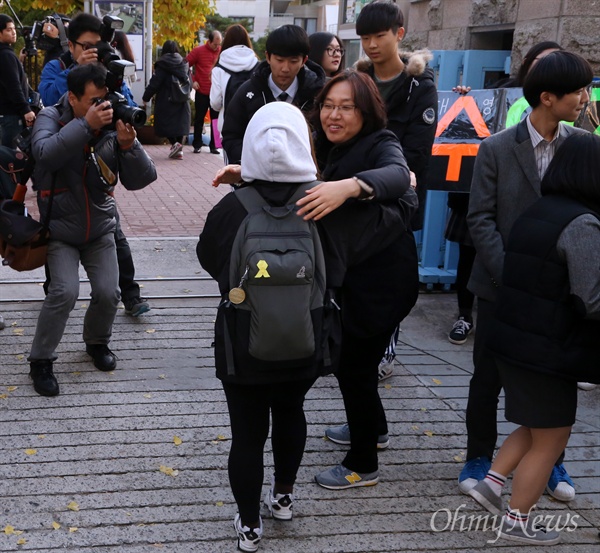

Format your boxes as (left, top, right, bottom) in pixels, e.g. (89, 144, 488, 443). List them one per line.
(546, 463, 575, 502)
(458, 456, 491, 494)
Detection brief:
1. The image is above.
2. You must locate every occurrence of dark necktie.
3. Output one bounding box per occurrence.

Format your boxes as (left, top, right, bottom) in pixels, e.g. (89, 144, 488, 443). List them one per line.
(278, 92, 289, 102)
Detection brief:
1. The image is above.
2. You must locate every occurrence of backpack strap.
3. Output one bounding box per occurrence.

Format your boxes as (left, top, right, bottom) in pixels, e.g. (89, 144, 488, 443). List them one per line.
(215, 63, 233, 75)
(235, 181, 321, 214)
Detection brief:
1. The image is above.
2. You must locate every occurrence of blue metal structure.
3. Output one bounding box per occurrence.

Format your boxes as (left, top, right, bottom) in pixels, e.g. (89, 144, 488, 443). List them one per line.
(418, 49, 511, 289)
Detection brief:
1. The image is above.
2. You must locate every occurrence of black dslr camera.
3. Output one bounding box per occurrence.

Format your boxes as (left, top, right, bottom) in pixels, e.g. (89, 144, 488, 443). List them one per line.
(94, 15, 146, 129)
(28, 14, 71, 55)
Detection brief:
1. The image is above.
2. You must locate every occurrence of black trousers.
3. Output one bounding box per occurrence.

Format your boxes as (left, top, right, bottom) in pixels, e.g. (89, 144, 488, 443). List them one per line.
(456, 243, 476, 317)
(193, 92, 217, 150)
(223, 377, 315, 524)
(465, 298, 565, 465)
(336, 329, 391, 474)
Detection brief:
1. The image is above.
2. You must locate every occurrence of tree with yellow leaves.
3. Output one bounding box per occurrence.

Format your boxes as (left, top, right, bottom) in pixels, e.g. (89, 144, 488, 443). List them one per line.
(12, 0, 213, 51)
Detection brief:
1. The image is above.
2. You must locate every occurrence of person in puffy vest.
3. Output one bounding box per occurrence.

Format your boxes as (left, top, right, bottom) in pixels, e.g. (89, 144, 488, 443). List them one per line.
(468, 132, 600, 546)
(27, 64, 156, 397)
(198, 98, 415, 552)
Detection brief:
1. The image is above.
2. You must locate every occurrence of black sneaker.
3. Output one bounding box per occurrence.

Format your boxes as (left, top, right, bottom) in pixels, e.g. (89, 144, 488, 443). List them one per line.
(209, 147, 220, 154)
(124, 297, 150, 317)
(30, 360, 59, 396)
(86, 344, 117, 372)
(448, 316, 473, 345)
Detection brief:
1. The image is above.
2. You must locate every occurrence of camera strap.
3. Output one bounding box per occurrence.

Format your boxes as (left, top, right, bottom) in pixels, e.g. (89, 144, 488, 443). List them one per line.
(53, 15, 69, 53)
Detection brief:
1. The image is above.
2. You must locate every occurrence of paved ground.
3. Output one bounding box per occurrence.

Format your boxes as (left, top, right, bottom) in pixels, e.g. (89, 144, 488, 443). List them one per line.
(0, 142, 598, 552)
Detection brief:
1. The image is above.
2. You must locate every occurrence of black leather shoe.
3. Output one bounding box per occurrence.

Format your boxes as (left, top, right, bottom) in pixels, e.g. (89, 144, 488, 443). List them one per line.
(209, 147, 220, 154)
(30, 360, 59, 396)
(86, 344, 117, 372)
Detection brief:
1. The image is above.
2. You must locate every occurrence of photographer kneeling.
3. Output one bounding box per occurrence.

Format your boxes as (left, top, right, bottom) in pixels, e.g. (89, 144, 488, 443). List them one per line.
(28, 63, 157, 397)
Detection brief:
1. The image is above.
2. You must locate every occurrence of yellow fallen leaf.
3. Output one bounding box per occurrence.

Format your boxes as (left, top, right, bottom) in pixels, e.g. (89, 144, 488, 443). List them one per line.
(173, 436, 182, 446)
(146, 329, 156, 334)
(38, 435, 46, 439)
(424, 430, 434, 437)
(4, 525, 15, 535)
(211, 441, 219, 444)
(411, 425, 419, 430)
(69, 527, 78, 533)
(421, 407, 428, 411)
(182, 289, 192, 293)
(7, 386, 18, 392)
(0, 394, 7, 399)
(14, 530, 23, 535)
(432, 378, 442, 385)
(52, 521, 61, 530)
(72, 371, 82, 376)
(216, 501, 224, 507)
(13, 328, 24, 336)
(67, 501, 79, 512)
(159, 374, 166, 379)
(16, 538, 26, 545)
(139, 284, 145, 288)
(180, 248, 187, 252)
(384, 384, 392, 389)
(24, 449, 37, 456)
(159, 465, 179, 477)
(217, 435, 226, 441)
(143, 393, 153, 399)
(80, 304, 87, 309)
(453, 455, 463, 462)
(11, 321, 17, 326)
(16, 354, 24, 360)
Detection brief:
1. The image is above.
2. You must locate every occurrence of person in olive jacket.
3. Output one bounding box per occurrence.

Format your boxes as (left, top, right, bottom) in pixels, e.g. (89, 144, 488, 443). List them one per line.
(28, 64, 157, 397)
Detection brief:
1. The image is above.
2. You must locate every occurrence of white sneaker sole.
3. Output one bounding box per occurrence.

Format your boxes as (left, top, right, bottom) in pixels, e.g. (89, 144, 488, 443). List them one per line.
(264, 494, 293, 520)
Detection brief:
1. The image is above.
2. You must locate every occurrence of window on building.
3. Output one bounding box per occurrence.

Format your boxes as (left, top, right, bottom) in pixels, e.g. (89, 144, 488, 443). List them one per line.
(294, 18, 317, 35)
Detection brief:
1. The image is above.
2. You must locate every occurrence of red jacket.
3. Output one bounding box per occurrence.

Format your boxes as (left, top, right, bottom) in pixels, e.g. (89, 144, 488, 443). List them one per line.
(187, 42, 220, 95)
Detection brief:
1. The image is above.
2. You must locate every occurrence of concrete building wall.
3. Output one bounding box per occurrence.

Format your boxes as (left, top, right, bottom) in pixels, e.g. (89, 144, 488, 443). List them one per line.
(401, 0, 600, 74)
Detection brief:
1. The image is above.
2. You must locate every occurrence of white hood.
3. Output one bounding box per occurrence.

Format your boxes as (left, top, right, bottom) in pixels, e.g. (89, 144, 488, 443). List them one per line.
(217, 45, 259, 72)
(241, 102, 317, 183)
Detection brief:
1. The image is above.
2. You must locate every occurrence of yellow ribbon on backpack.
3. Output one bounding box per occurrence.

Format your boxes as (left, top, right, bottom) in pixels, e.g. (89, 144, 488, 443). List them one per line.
(255, 259, 270, 278)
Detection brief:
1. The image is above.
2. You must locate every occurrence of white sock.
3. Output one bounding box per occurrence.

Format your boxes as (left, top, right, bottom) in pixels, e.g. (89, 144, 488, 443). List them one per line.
(484, 469, 506, 496)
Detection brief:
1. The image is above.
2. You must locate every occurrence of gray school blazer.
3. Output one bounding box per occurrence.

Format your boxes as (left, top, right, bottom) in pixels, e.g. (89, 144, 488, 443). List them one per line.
(466, 118, 586, 303)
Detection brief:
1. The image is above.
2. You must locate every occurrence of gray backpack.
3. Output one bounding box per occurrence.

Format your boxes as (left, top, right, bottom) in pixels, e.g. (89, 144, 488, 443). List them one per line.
(222, 183, 336, 375)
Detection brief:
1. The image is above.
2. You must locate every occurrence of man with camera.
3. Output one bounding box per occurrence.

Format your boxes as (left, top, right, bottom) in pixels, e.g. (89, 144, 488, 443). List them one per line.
(0, 14, 36, 147)
(28, 63, 156, 397)
(38, 12, 150, 317)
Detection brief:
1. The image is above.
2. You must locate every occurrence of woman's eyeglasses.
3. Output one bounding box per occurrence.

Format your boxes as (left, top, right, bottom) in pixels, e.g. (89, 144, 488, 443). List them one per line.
(320, 103, 356, 114)
(326, 47, 345, 57)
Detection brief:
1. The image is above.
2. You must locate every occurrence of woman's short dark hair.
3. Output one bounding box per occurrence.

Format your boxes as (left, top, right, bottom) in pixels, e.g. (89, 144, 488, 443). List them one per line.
(162, 40, 179, 55)
(308, 32, 344, 76)
(541, 133, 600, 210)
(514, 41, 563, 86)
(67, 63, 107, 98)
(523, 50, 593, 108)
(265, 24, 310, 57)
(312, 70, 387, 139)
(112, 30, 135, 64)
(356, 0, 404, 36)
(222, 24, 253, 51)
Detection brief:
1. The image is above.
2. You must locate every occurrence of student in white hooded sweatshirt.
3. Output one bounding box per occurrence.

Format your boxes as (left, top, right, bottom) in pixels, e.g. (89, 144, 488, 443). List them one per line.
(210, 24, 258, 137)
(198, 100, 415, 552)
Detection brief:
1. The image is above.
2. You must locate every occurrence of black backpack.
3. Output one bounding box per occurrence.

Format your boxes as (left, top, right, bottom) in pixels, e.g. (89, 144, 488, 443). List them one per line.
(217, 183, 341, 376)
(215, 63, 254, 116)
(168, 74, 191, 103)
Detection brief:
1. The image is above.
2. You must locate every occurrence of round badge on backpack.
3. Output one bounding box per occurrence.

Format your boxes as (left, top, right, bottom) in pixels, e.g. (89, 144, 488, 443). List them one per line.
(229, 287, 246, 304)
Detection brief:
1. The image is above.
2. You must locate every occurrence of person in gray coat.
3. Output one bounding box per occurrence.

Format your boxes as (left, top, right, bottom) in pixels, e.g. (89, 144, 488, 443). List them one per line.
(459, 51, 593, 501)
(143, 40, 191, 159)
(28, 63, 157, 397)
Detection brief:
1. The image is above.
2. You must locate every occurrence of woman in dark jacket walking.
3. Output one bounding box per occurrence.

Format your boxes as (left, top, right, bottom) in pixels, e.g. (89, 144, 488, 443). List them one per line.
(142, 40, 191, 159)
